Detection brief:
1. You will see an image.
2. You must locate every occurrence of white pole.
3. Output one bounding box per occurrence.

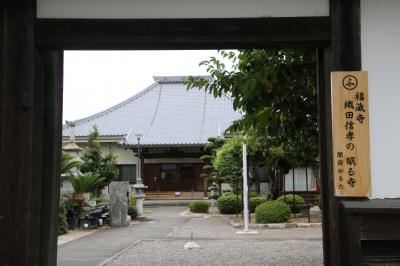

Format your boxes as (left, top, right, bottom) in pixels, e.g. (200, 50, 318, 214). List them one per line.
(242, 143, 249, 232)
(236, 142, 257, 235)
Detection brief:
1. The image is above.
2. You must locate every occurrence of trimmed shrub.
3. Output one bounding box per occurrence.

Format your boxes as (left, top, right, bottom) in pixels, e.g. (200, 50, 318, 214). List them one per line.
(276, 194, 305, 206)
(58, 201, 68, 235)
(217, 194, 243, 214)
(189, 200, 210, 213)
(255, 201, 291, 223)
(249, 196, 267, 213)
(128, 206, 138, 219)
(276, 194, 305, 213)
(223, 191, 234, 196)
(249, 192, 259, 198)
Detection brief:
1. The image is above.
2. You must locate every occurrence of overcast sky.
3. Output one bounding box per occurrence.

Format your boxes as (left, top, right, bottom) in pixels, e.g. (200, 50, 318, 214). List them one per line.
(63, 50, 226, 122)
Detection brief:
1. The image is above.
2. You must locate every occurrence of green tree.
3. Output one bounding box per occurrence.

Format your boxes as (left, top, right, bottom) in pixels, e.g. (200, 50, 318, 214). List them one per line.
(187, 49, 319, 172)
(68, 172, 105, 195)
(80, 125, 119, 193)
(199, 137, 225, 194)
(213, 136, 259, 193)
(61, 152, 81, 176)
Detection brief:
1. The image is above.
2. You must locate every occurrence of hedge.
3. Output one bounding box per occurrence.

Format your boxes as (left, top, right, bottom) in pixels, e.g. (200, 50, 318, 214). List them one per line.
(217, 194, 242, 214)
(249, 196, 267, 213)
(189, 200, 210, 213)
(276, 194, 305, 206)
(255, 201, 291, 223)
(276, 194, 305, 213)
(58, 201, 68, 235)
(249, 192, 259, 198)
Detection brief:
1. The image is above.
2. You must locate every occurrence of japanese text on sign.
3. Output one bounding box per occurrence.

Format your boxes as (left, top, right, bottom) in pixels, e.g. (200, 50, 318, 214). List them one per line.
(331, 72, 371, 197)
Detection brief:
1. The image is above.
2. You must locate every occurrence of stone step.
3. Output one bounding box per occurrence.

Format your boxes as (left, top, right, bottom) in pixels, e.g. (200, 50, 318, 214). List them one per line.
(144, 191, 204, 200)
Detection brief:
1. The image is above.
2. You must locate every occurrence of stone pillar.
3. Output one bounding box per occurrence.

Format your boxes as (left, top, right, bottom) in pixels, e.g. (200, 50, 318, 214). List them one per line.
(133, 182, 147, 218)
(109, 181, 130, 227)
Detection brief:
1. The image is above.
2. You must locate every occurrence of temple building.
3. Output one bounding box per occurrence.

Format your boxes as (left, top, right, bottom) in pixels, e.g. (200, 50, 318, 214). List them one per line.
(62, 76, 241, 198)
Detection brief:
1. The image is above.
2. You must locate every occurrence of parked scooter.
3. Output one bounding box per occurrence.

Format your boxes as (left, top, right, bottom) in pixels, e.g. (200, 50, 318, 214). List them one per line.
(80, 203, 110, 229)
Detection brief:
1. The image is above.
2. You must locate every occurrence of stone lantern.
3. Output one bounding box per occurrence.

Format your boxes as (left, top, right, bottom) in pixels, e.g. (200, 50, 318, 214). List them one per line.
(133, 133, 148, 218)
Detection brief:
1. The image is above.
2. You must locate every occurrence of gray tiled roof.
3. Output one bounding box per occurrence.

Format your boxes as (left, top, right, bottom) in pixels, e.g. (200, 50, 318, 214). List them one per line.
(62, 76, 241, 146)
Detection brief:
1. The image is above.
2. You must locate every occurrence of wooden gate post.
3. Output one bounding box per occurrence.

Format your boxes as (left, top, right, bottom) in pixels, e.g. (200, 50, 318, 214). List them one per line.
(0, 1, 63, 265)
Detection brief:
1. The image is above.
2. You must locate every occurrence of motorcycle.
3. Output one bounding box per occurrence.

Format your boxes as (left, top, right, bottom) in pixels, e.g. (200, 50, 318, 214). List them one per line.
(80, 203, 110, 229)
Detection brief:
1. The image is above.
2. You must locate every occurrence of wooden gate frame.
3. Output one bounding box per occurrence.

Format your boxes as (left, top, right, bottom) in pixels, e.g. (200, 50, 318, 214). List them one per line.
(1, 1, 368, 265)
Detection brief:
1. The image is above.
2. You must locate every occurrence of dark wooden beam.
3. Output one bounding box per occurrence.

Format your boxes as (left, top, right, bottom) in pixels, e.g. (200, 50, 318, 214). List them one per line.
(319, 1, 361, 265)
(330, 0, 361, 70)
(38, 50, 64, 266)
(317, 47, 336, 266)
(0, 0, 42, 265)
(35, 17, 331, 50)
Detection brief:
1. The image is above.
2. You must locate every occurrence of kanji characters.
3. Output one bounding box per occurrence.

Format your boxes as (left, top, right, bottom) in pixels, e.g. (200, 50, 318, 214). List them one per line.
(346, 131, 355, 141)
(346, 157, 356, 166)
(344, 100, 354, 109)
(345, 112, 354, 119)
(345, 121, 354, 130)
(355, 102, 366, 112)
(355, 92, 365, 101)
(356, 113, 365, 124)
(347, 178, 356, 188)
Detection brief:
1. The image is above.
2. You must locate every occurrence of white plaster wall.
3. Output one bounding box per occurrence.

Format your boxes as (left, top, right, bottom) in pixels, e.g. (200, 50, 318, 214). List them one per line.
(76, 143, 137, 165)
(102, 145, 137, 165)
(361, 0, 400, 198)
(37, 0, 328, 19)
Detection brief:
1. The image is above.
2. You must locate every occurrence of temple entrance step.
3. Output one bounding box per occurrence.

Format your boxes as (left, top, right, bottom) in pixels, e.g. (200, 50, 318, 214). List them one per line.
(145, 191, 205, 200)
(143, 199, 209, 207)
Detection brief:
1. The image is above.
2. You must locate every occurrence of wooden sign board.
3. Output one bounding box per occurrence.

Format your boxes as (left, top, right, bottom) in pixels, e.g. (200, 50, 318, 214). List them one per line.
(331, 71, 371, 197)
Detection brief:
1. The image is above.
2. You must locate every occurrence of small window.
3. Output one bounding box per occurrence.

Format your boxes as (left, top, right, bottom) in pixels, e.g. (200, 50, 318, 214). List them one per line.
(284, 168, 317, 191)
(255, 166, 270, 182)
(118, 164, 136, 184)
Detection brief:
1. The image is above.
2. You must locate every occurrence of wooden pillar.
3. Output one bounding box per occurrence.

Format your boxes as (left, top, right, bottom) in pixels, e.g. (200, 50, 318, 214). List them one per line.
(0, 1, 63, 265)
(0, 1, 40, 265)
(38, 51, 64, 266)
(318, 1, 362, 265)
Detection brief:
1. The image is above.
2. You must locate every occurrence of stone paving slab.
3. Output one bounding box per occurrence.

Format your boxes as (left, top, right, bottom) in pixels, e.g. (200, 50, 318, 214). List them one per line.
(57, 207, 188, 266)
(104, 239, 323, 266)
(59, 206, 323, 266)
(105, 210, 323, 266)
(170, 217, 322, 240)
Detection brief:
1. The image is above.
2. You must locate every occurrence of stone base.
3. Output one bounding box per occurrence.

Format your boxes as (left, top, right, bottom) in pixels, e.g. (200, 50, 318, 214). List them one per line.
(184, 241, 200, 249)
(136, 215, 147, 221)
(236, 230, 258, 235)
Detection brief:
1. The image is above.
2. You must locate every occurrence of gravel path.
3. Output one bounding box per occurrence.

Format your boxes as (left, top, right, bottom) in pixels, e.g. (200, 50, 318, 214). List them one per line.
(105, 213, 323, 266)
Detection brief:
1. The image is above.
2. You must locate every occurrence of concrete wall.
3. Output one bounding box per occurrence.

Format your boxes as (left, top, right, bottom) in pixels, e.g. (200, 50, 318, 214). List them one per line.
(37, 0, 329, 19)
(361, 0, 400, 198)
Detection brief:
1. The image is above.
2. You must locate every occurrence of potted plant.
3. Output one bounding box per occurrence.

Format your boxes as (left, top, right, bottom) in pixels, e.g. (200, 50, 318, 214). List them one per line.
(68, 172, 105, 204)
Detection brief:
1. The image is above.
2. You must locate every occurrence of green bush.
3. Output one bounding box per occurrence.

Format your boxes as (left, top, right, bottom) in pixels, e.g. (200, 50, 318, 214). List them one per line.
(249, 192, 259, 198)
(217, 195, 243, 214)
(249, 196, 267, 213)
(276, 194, 305, 213)
(223, 191, 234, 196)
(189, 200, 210, 213)
(128, 206, 137, 219)
(276, 194, 305, 206)
(255, 201, 291, 223)
(58, 201, 68, 235)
